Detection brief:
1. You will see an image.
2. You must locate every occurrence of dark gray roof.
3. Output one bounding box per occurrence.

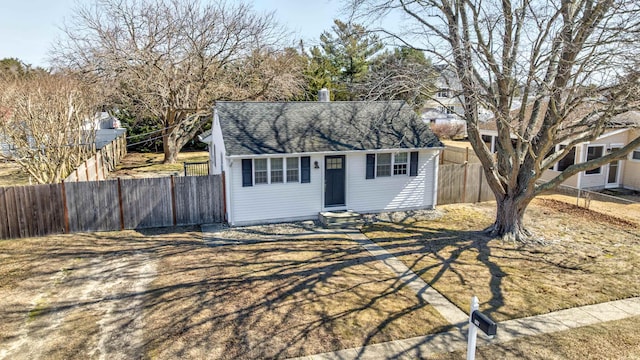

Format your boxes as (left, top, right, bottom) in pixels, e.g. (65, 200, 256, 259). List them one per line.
(215, 101, 442, 156)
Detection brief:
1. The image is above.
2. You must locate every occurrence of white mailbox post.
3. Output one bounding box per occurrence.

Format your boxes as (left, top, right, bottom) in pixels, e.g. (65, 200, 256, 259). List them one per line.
(466, 296, 497, 360)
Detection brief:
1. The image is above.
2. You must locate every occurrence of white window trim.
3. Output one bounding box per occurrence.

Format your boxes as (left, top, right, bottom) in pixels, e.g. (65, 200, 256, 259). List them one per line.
(375, 152, 409, 177)
(253, 157, 301, 185)
(630, 148, 640, 162)
(584, 145, 605, 175)
(253, 158, 268, 185)
(285, 157, 300, 183)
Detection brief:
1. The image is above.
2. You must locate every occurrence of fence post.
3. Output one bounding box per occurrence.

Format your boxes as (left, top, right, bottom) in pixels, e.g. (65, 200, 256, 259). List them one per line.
(117, 178, 125, 230)
(463, 148, 469, 203)
(85, 159, 90, 181)
(170, 175, 177, 226)
(477, 165, 483, 203)
(60, 181, 70, 234)
(95, 153, 99, 181)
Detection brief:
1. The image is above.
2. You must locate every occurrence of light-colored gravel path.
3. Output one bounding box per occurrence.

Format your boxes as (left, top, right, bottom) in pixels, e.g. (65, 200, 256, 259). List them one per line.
(0, 252, 156, 360)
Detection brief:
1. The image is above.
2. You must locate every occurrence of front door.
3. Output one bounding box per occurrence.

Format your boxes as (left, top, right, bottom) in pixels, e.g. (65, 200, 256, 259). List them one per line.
(606, 146, 621, 188)
(325, 155, 346, 207)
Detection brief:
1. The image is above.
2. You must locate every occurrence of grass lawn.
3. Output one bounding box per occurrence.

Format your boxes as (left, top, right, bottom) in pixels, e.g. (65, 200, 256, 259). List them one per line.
(110, 151, 209, 178)
(0, 161, 30, 187)
(362, 198, 640, 322)
(0, 226, 449, 359)
(432, 316, 640, 359)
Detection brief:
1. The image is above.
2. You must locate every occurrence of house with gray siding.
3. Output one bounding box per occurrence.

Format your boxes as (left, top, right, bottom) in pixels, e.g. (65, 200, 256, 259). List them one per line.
(200, 94, 443, 226)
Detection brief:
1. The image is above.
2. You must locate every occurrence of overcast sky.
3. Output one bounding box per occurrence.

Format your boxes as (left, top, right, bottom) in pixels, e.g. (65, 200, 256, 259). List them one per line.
(0, 0, 349, 68)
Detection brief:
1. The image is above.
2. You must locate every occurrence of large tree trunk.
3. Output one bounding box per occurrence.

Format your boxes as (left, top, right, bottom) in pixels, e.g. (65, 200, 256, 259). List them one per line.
(162, 132, 179, 164)
(486, 195, 535, 243)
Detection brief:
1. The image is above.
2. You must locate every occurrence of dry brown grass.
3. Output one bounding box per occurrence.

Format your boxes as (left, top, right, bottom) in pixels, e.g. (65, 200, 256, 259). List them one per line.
(0, 161, 30, 187)
(142, 230, 450, 359)
(110, 151, 209, 178)
(0, 227, 450, 359)
(432, 316, 640, 359)
(362, 198, 640, 322)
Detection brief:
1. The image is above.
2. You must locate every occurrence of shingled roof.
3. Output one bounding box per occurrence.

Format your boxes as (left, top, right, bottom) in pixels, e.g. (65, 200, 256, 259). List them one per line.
(215, 101, 442, 156)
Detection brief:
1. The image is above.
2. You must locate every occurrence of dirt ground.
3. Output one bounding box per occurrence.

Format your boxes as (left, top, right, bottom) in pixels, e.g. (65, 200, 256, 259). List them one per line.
(0, 226, 449, 360)
(1, 200, 638, 359)
(540, 193, 640, 226)
(0, 161, 30, 187)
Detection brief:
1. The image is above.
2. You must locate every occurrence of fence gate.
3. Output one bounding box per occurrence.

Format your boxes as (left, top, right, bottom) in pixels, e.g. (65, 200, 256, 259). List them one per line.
(184, 161, 210, 176)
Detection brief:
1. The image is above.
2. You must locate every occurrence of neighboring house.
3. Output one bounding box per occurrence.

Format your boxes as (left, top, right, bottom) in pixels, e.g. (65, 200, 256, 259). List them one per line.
(478, 110, 640, 191)
(422, 65, 466, 126)
(200, 95, 443, 226)
(421, 64, 496, 134)
(83, 112, 126, 149)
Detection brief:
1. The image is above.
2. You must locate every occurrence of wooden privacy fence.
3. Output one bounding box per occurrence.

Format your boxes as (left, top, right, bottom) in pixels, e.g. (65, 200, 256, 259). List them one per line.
(440, 146, 481, 164)
(0, 175, 224, 240)
(65, 134, 127, 182)
(438, 163, 494, 205)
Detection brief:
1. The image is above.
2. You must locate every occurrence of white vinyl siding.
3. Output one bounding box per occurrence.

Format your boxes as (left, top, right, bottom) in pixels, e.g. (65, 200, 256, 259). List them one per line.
(228, 150, 439, 226)
(348, 151, 437, 212)
(229, 155, 322, 225)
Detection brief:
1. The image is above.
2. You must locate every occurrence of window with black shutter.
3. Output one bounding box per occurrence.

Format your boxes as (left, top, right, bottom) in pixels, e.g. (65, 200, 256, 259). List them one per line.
(409, 152, 419, 176)
(366, 154, 375, 179)
(301, 156, 311, 183)
(241, 159, 253, 187)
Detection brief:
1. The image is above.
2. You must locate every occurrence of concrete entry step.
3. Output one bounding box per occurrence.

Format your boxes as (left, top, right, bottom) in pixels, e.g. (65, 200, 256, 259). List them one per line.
(319, 210, 364, 229)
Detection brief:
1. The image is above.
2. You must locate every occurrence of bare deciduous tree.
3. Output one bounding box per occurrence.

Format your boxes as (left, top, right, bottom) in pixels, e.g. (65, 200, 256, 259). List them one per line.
(353, 0, 640, 242)
(358, 47, 437, 108)
(54, 0, 304, 163)
(0, 74, 99, 184)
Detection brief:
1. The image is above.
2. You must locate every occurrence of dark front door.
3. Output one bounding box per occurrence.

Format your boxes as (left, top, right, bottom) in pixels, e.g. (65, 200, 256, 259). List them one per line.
(325, 155, 346, 207)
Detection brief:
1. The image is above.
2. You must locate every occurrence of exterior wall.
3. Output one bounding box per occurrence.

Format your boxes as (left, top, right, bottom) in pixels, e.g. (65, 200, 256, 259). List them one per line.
(540, 169, 579, 188)
(226, 149, 441, 226)
(579, 130, 629, 189)
(227, 154, 324, 225)
(208, 110, 227, 175)
(346, 150, 438, 213)
(622, 129, 640, 190)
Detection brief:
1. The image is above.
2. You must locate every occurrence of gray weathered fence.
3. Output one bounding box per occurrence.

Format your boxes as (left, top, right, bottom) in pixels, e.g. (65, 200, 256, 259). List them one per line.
(0, 175, 224, 240)
(438, 163, 494, 205)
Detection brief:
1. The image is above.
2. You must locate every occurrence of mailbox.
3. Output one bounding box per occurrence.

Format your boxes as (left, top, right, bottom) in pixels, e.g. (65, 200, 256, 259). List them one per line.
(471, 310, 497, 336)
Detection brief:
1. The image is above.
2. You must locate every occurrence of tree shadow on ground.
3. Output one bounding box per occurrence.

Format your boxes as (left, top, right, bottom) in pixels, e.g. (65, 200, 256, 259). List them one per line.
(2, 213, 637, 359)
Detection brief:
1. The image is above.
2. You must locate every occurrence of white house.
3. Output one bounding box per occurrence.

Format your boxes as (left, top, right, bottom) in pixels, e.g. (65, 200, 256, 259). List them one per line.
(83, 112, 126, 149)
(422, 64, 466, 126)
(478, 110, 640, 191)
(200, 96, 444, 226)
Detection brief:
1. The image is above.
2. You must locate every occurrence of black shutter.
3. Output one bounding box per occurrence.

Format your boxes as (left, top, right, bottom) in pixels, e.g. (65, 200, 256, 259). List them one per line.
(409, 152, 419, 176)
(301, 156, 311, 183)
(242, 159, 253, 187)
(366, 154, 375, 179)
